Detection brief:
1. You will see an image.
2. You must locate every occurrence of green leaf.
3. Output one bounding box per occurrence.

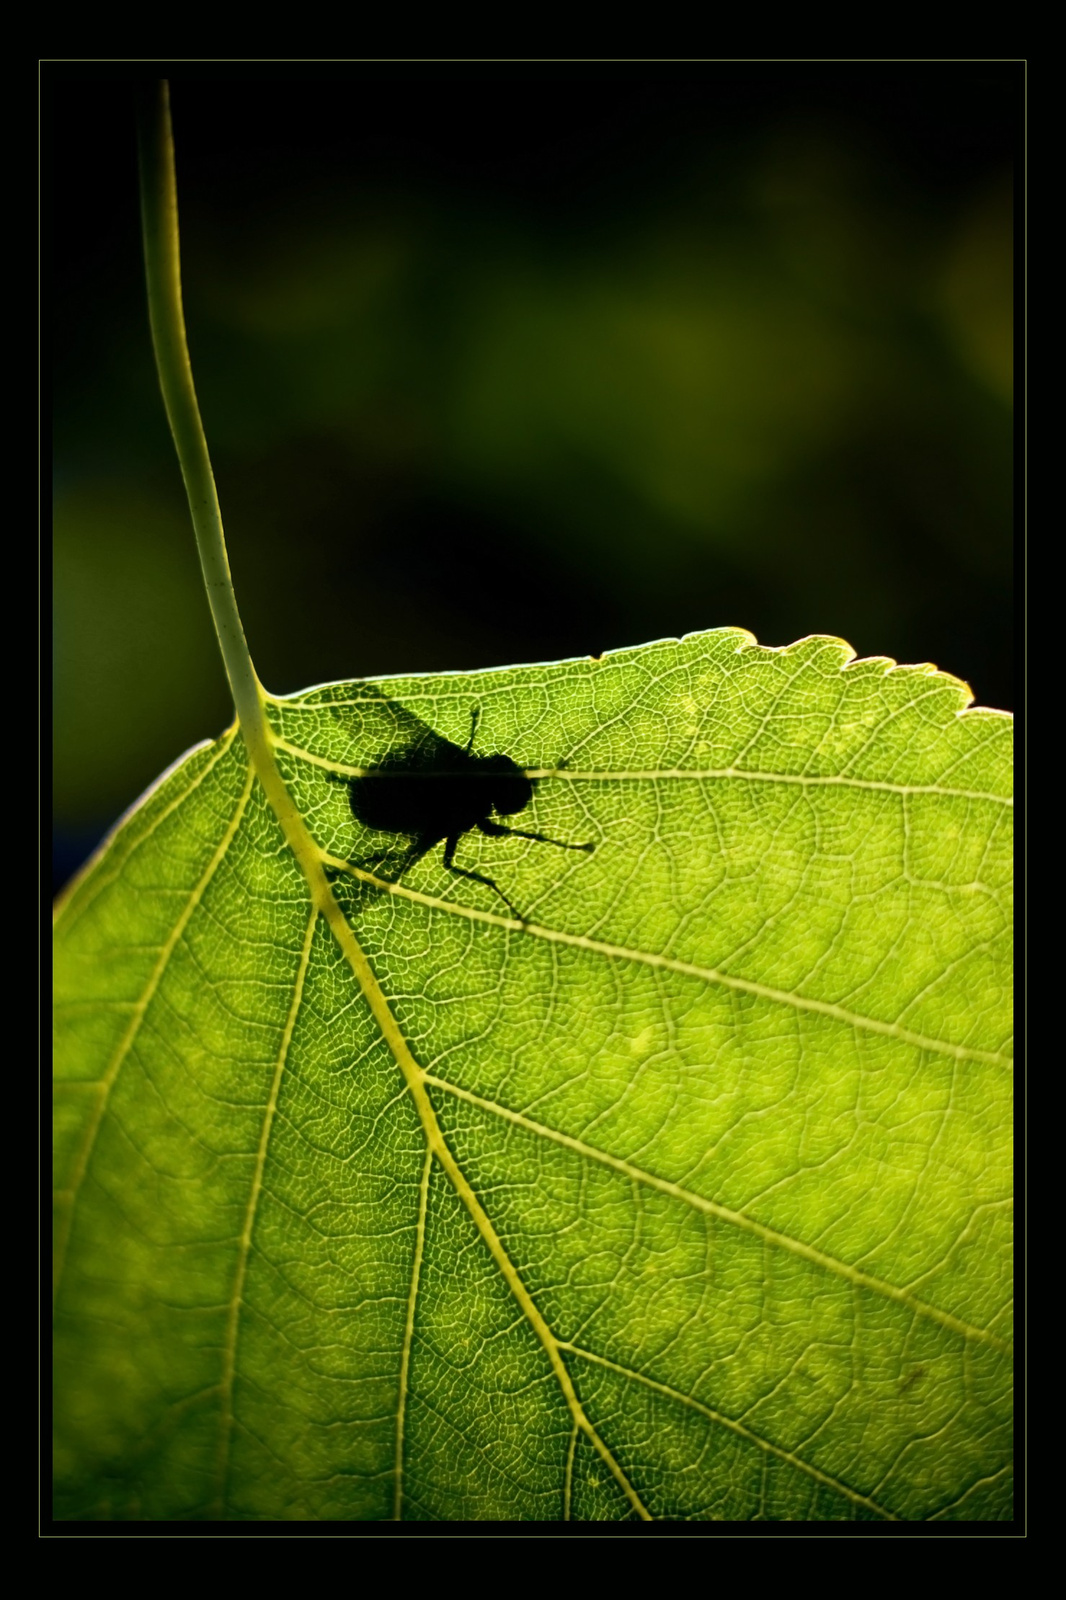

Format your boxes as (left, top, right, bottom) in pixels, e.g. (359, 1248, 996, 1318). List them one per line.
(53, 627, 1012, 1522)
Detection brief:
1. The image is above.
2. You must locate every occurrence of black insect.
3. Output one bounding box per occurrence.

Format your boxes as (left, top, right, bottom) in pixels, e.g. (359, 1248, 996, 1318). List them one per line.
(328, 703, 593, 921)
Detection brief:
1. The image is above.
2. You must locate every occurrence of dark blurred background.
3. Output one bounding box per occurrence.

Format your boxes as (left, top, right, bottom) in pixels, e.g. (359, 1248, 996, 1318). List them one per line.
(50, 62, 1018, 895)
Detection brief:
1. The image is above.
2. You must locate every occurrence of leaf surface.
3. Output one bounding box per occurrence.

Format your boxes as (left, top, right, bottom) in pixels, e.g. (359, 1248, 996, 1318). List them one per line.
(53, 629, 1013, 1522)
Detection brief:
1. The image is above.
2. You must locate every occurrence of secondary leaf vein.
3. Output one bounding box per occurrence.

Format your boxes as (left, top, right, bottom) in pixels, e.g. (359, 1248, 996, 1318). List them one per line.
(420, 1072, 1010, 1354)
(53, 759, 255, 1301)
(325, 858, 1010, 1068)
(560, 1341, 897, 1520)
(272, 736, 1011, 805)
(394, 1146, 432, 1521)
(211, 896, 318, 1519)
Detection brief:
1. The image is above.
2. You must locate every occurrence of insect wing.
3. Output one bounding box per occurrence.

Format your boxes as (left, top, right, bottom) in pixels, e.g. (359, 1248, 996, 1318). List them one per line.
(326, 678, 454, 768)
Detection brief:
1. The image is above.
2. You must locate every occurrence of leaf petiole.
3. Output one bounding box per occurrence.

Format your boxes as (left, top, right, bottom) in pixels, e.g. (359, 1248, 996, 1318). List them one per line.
(136, 80, 327, 896)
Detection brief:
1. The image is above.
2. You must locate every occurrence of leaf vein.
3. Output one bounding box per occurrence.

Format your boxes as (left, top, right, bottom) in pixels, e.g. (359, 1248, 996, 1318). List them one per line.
(421, 1071, 1010, 1354)
(394, 1146, 432, 1521)
(53, 759, 255, 1302)
(326, 858, 1010, 1067)
(53, 728, 239, 935)
(211, 896, 318, 1519)
(559, 1341, 897, 1520)
(273, 736, 1011, 805)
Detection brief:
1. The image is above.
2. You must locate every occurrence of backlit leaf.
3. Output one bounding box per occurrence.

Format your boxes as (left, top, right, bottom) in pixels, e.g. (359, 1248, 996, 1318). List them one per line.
(53, 628, 1013, 1521)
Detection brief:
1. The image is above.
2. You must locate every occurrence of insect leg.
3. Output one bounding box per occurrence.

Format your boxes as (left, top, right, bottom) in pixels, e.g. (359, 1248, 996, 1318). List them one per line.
(463, 706, 481, 755)
(442, 833, 524, 920)
(478, 819, 594, 852)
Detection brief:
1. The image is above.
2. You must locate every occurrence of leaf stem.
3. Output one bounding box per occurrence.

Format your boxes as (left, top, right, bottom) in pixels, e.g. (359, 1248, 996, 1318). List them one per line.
(136, 81, 322, 886)
(137, 82, 264, 743)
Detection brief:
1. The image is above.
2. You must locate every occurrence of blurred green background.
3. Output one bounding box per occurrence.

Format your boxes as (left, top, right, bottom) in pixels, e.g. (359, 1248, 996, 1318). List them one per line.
(50, 63, 1016, 894)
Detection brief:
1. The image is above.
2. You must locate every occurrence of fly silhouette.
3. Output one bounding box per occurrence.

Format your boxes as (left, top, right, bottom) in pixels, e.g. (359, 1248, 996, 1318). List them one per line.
(326, 693, 593, 921)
